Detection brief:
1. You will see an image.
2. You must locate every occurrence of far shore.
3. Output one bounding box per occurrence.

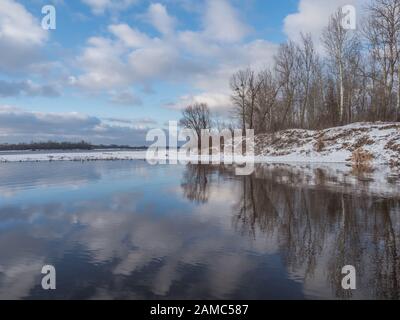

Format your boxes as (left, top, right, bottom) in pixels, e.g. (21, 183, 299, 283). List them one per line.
(1, 122, 398, 169)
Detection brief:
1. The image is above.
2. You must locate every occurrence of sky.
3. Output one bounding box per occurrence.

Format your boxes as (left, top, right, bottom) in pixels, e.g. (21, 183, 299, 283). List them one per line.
(0, 0, 360, 145)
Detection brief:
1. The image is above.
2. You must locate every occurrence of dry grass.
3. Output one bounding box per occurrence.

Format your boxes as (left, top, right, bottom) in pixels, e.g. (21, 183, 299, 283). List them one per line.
(313, 133, 325, 152)
(350, 148, 374, 173)
(385, 138, 400, 153)
(389, 159, 400, 168)
(353, 135, 374, 150)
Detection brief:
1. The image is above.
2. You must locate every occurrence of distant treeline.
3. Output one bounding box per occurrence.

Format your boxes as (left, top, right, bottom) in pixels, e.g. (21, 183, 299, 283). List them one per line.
(0, 141, 148, 151)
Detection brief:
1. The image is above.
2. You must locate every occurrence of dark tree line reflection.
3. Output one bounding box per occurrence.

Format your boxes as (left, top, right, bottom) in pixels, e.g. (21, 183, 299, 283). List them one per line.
(181, 165, 213, 204)
(181, 163, 400, 299)
(180, 164, 232, 204)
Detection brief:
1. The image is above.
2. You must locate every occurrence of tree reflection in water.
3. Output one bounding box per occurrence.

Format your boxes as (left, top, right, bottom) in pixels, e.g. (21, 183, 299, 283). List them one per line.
(180, 164, 213, 204)
(180, 164, 233, 204)
(181, 163, 400, 299)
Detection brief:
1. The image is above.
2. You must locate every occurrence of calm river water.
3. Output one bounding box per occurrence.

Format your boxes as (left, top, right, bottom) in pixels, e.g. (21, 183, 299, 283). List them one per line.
(0, 160, 399, 299)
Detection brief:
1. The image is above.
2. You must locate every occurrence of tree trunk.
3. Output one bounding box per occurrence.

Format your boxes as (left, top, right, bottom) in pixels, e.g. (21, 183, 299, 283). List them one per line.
(397, 66, 400, 120)
(300, 82, 309, 128)
(339, 61, 345, 124)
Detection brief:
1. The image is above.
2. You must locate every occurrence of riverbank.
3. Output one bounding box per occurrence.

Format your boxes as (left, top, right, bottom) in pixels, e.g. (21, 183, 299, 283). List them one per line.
(251, 122, 400, 167)
(0, 122, 399, 167)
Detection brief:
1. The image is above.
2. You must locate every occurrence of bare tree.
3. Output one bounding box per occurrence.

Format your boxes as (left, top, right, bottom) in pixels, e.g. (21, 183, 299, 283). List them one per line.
(246, 69, 264, 130)
(230, 68, 263, 131)
(364, 0, 400, 120)
(230, 69, 250, 134)
(179, 103, 212, 150)
(322, 9, 360, 124)
(227, 0, 399, 132)
(297, 33, 320, 128)
(254, 69, 281, 133)
(275, 40, 300, 129)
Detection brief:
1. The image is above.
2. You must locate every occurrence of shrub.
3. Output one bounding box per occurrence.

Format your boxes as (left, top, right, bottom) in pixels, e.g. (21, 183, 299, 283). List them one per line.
(350, 148, 374, 172)
(313, 133, 325, 152)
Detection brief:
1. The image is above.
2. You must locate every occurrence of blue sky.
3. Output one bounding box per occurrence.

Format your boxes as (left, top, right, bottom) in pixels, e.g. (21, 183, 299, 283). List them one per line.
(0, 0, 358, 145)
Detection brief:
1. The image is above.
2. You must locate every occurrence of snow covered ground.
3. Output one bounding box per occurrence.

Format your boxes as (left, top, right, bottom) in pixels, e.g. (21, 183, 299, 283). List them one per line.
(252, 122, 400, 166)
(0, 150, 149, 162)
(0, 122, 398, 167)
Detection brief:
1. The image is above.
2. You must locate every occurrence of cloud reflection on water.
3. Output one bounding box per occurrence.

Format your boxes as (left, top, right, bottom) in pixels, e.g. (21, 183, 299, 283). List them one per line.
(0, 161, 399, 299)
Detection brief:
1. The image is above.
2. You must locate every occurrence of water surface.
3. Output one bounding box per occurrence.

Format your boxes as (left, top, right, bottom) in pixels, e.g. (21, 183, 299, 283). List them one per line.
(0, 161, 399, 300)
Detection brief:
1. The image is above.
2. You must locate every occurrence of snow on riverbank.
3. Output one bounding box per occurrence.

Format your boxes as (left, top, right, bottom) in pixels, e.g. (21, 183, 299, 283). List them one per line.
(252, 122, 400, 166)
(0, 150, 149, 162)
(0, 122, 398, 167)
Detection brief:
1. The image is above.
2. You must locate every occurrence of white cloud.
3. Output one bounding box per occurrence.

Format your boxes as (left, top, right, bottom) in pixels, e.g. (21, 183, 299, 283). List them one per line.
(109, 90, 143, 106)
(0, 79, 60, 98)
(81, 0, 138, 15)
(72, 1, 277, 111)
(109, 24, 152, 48)
(75, 26, 201, 91)
(75, 36, 131, 90)
(0, 0, 48, 73)
(284, 0, 361, 49)
(168, 92, 232, 112)
(0, 0, 46, 45)
(144, 3, 176, 35)
(103, 116, 157, 127)
(0, 105, 153, 145)
(203, 0, 250, 43)
(171, 38, 277, 111)
(127, 42, 186, 80)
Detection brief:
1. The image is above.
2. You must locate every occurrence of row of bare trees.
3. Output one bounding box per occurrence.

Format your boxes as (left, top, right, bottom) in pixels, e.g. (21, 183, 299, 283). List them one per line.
(230, 0, 400, 133)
